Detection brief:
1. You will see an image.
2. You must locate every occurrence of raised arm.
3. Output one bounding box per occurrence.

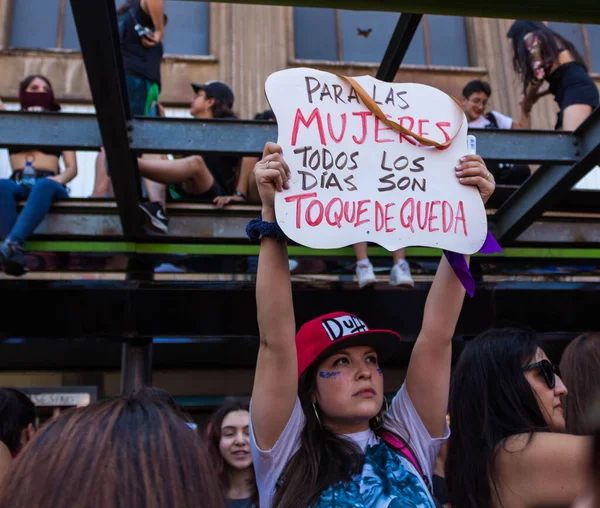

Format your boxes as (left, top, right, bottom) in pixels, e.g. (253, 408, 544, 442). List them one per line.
(250, 143, 298, 450)
(406, 155, 495, 438)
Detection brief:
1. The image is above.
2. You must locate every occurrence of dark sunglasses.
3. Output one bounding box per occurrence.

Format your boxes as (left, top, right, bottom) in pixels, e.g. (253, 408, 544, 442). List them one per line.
(522, 359, 561, 389)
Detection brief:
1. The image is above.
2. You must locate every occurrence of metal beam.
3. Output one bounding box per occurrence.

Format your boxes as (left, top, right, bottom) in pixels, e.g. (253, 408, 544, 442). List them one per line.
(70, 0, 145, 240)
(0, 113, 581, 164)
(130, 117, 276, 156)
(121, 340, 153, 394)
(0, 279, 598, 340)
(0, 332, 579, 371)
(177, 0, 599, 24)
(376, 13, 422, 82)
(493, 106, 600, 242)
(24, 209, 600, 247)
(0, 111, 102, 151)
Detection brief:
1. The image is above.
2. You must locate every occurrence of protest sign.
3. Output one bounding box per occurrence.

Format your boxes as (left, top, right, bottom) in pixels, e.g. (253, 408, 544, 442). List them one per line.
(266, 68, 488, 254)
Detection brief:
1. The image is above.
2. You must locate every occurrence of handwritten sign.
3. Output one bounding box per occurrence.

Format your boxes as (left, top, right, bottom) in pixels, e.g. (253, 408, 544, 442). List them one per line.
(266, 68, 488, 254)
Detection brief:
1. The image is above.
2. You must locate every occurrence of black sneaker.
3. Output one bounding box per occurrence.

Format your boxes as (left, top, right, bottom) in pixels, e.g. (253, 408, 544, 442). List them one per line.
(139, 201, 169, 234)
(0, 240, 27, 276)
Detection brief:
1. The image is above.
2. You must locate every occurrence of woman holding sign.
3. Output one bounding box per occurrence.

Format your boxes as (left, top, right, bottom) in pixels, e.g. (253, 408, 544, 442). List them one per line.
(248, 142, 494, 507)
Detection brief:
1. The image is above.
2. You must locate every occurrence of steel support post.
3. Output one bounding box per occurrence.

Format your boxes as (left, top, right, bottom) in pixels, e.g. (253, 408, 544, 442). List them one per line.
(70, 0, 145, 240)
(120, 340, 153, 394)
(376, 13, 422, 82)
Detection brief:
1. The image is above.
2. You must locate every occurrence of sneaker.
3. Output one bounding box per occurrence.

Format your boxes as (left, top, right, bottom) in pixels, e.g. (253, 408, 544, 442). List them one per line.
(139, 201, 169, 234)
(389, 260, 414, 288)
(356, 261, 377, 288)
(0, 240, 27, 276)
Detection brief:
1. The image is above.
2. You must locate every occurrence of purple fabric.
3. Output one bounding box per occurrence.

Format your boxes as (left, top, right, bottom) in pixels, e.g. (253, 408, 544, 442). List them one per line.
(443, 232, 502, 297)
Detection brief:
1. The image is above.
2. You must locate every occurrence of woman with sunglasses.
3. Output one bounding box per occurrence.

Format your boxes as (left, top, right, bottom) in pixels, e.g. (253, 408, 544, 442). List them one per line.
(446, 328, 592, 508)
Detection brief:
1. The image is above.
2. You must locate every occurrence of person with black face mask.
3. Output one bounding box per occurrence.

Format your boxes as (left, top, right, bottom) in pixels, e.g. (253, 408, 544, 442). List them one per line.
(0, 75, 77, 276)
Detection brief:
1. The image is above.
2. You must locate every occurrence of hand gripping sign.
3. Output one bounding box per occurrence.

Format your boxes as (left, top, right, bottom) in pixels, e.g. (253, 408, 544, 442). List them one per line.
(267, 68, 488, 255)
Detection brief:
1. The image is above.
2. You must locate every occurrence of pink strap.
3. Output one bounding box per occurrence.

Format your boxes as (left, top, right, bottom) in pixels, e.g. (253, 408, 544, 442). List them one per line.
(380, 429, 429, 490)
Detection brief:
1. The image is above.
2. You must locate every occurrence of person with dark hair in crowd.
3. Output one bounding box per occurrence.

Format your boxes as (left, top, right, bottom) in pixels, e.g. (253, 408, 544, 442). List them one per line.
(0, 394, 225, 508)
(559, 333, 600, 436)
(214, 109, 275, 209)
(0, 388, 37, 456)
(0, 388, 37, 481)
(137, 80, 242, 233)
(0, 75, 77, 276)
(462, 79, 532, 185)
(446, 328, 592, 508)
(248, 142, 494, 507)
(507, 20, 599, 131)
(206, 398, 258, 507)
(572, 401, 600, 508)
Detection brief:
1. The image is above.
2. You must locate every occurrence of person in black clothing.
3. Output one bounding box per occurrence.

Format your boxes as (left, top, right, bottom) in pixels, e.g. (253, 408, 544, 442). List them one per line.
(138, 80, 241, 234)
(116, 0, 168, 211)
(117, 0, 165, 115)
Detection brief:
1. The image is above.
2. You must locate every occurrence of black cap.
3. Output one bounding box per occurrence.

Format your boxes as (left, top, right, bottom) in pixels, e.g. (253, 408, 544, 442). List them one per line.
(191, 81, 234, 107)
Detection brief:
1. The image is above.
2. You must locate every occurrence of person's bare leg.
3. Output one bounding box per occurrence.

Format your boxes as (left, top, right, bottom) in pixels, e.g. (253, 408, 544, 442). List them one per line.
(145, 180, 167, 209)
(561, 104, 593, 131)
(353, 242, 369, 262)
(392, 248, 406, 264)
(353, 242, 376, 288)
(139, 154, 169, 208)
(390, 247, 413, 287)
(138, 155, 215, 195)
(91, 148, 114, 198)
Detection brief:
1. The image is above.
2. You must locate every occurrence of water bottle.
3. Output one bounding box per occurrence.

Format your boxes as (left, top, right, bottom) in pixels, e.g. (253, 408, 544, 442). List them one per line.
(22, 160, 36, 187)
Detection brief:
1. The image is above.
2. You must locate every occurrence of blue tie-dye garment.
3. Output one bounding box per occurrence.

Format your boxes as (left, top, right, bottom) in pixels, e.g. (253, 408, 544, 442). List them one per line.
(315, 440, 435, 508)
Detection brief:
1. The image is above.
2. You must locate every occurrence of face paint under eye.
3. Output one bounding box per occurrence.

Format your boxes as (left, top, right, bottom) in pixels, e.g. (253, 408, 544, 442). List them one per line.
(319, 371, 340, 379)
(377, 369, 383, 376)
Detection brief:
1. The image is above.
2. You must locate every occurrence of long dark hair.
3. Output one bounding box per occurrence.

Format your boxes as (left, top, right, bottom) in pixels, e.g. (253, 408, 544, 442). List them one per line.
(273, 362, 389, 508)
(559, 333, 600, 435)
(507, 21, 586, 93)
(0, 395, 226, 508)
(205, 398, 257, 502)
(0, 388, 36, 455)
(446, 328, 551, 508)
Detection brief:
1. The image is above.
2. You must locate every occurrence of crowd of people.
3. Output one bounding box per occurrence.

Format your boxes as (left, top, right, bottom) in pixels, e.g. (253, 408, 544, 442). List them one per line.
(0, 137, 598, 506)
(0, 8, 598, 283)
(0, 172, 600, 505)
(0, 11, 599, 505)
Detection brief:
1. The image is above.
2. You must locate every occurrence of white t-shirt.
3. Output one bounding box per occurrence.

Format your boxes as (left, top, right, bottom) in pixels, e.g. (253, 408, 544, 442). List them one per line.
(468, 110, 513, 129)
(250, 383, 449, 507)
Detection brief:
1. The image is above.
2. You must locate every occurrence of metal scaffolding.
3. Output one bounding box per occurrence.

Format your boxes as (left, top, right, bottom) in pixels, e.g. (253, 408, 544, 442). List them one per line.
(0, 0, 598, 389)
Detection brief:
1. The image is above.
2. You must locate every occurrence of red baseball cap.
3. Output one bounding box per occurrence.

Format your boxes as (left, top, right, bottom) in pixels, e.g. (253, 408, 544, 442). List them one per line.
(296, 311, 401, 378)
